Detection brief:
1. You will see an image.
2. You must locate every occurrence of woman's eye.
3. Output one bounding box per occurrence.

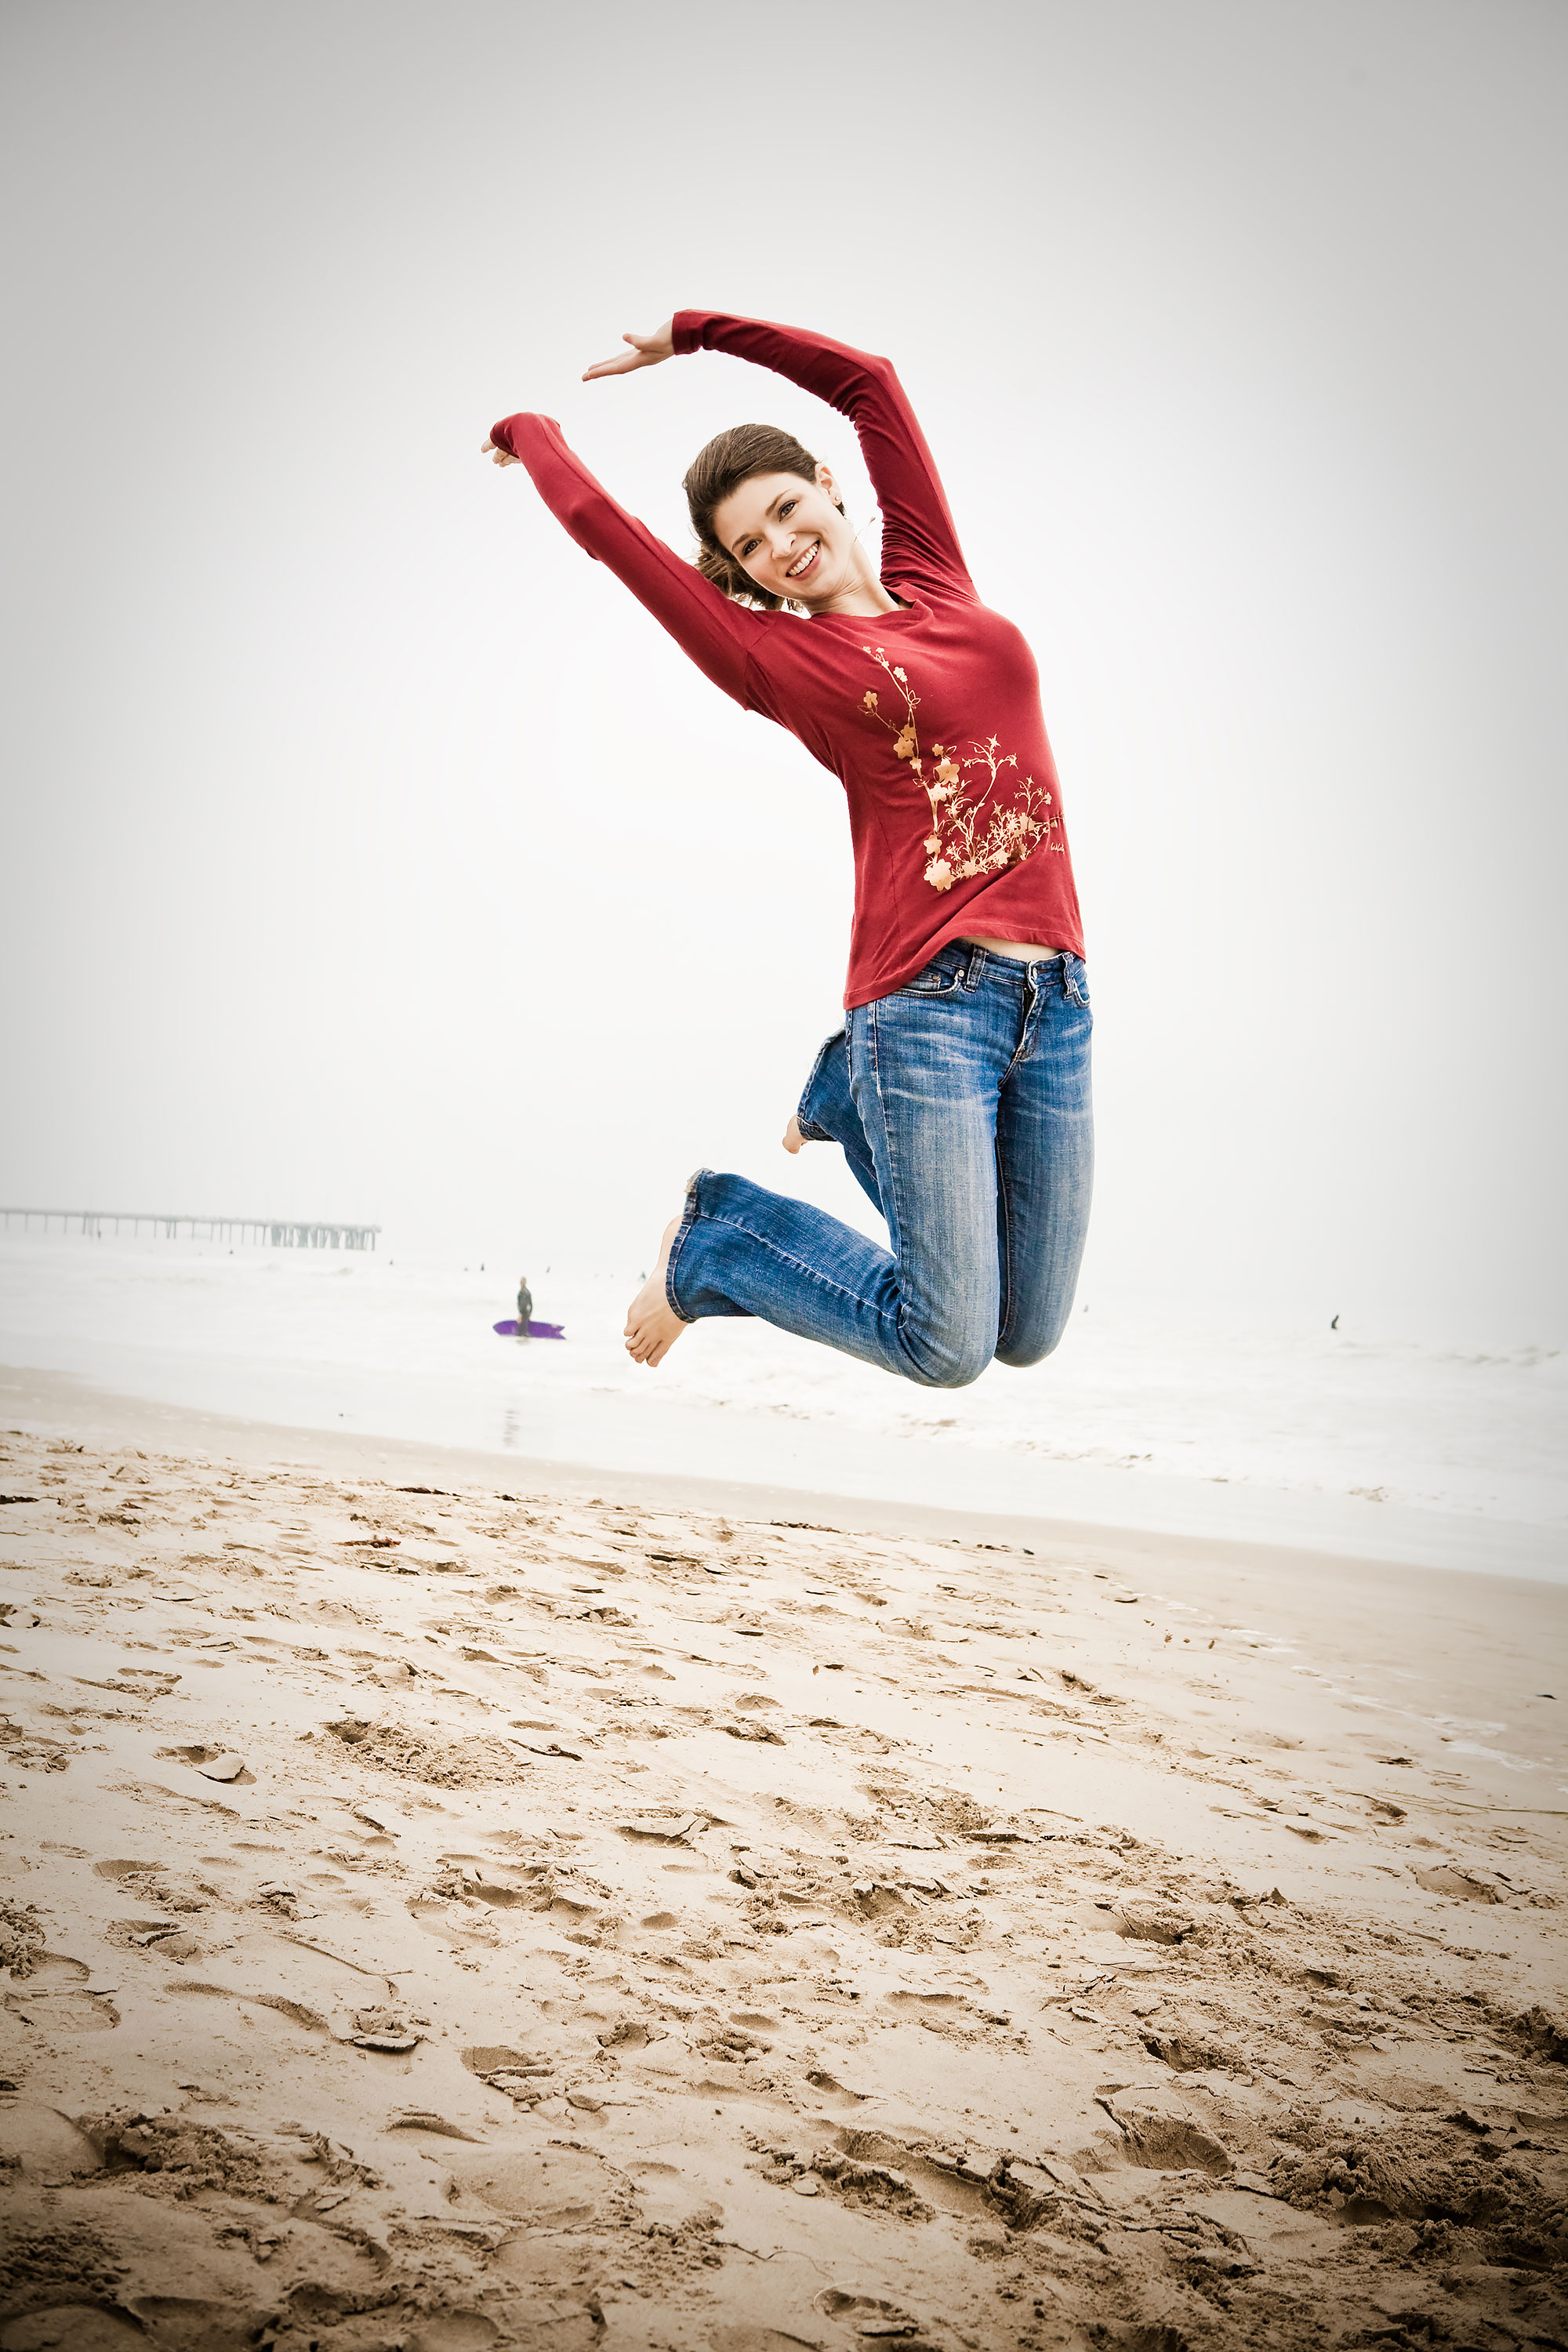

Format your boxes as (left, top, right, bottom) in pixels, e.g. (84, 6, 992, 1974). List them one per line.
(779, 499, 797, 518)
(742, 539, 759, 558)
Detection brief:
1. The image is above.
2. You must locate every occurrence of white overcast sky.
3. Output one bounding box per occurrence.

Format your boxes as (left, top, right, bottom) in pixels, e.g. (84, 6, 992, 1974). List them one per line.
(2, 0, 1564, 1339)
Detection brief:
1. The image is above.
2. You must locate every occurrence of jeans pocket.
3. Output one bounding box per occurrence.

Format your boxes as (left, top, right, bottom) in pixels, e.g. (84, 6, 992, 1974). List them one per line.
(1063, 955, 1091, 1011)
(895, 956, 962, 998)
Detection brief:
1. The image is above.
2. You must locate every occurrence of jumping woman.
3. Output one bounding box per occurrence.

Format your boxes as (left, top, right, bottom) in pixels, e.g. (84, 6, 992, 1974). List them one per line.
(483, 312, 1091, 1389)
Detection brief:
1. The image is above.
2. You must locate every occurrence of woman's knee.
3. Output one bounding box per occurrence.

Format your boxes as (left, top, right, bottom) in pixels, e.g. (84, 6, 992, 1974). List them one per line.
(902, 1323, 995, 1388)
(993, 1317, 1067, 1372)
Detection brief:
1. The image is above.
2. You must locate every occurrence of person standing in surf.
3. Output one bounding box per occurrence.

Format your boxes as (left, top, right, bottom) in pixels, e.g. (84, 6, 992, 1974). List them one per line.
(515, 1273, 532, 1341)
(483, 312, 1092, 1389)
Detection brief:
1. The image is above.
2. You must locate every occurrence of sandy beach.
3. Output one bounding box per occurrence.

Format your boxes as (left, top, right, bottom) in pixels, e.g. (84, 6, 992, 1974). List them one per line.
(0, 1370, 1563, 2350)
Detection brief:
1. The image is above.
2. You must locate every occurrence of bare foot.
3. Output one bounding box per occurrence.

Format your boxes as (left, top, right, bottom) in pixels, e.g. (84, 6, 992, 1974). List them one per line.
(624, 1215, 687, 1368)
(782, 1112, 805, 1155)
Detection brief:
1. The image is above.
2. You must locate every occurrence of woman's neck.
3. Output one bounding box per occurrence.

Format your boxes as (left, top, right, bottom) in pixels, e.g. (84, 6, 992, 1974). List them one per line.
(803, 544, 901, 619)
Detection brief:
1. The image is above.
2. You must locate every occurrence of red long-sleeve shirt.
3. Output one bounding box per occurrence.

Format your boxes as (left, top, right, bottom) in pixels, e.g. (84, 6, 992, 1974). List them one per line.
(491, 310, 1084, 1007)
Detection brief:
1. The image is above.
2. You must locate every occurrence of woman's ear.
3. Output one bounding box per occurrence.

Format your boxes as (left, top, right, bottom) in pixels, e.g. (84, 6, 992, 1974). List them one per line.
(817, 462, 846, 515)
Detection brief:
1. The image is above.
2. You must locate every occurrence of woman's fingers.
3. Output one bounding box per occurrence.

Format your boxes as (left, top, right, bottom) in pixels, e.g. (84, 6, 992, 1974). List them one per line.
(583, 321, 676, 382)
(583, 339, 659, 381)
(582, 348, 645, 380)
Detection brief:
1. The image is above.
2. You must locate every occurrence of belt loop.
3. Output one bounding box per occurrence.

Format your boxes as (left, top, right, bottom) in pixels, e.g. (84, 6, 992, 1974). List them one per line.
(964, 940, 985, 990)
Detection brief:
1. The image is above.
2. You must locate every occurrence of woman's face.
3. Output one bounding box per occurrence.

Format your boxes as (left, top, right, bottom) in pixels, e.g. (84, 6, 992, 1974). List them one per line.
(710, 465, 856, 608)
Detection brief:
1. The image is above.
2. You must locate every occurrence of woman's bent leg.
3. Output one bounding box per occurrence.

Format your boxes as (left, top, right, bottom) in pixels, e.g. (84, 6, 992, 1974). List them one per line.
(993, 953, 1094, 1368)
(796, 1027, 882, 1211)
(667, 964, 1011, 1387)
(668, 1169, 965, 1378)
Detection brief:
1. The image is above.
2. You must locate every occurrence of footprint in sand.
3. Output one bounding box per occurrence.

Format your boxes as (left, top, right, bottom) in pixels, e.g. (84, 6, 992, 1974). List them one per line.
(2, 1953, 118, 2034)
(405, 2317, 503, 2352)
(0, 2311, 148, 2349)
(444, 2143, 628, 2228)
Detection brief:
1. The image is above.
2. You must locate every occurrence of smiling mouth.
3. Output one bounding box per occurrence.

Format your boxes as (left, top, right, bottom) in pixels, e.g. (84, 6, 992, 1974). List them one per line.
(786, 541, 821, 581)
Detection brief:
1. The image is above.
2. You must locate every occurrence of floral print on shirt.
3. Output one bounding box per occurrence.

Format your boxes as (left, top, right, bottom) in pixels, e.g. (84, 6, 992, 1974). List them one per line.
(858, 648, 1062, 892)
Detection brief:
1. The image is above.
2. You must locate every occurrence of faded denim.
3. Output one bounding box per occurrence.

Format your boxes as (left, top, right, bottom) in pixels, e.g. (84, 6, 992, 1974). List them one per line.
(666, 942, 1094, 1387)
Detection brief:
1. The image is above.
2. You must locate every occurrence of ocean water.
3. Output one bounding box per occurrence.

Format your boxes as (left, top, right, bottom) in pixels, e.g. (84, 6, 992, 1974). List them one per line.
(1, 1234, 1563, 1577)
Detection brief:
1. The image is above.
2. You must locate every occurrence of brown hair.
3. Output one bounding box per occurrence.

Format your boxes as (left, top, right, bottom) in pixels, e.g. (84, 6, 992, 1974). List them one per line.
(683, 422, 840, 610)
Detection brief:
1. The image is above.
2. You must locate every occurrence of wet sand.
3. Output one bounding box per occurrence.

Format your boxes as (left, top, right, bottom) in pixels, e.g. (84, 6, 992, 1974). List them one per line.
(1, 1375, 1564, 2349)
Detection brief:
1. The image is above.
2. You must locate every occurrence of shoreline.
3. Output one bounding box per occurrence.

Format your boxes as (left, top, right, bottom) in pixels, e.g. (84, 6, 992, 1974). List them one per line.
(2, 1357, 1563, 1592)
(3, 1223, 1562, 1580)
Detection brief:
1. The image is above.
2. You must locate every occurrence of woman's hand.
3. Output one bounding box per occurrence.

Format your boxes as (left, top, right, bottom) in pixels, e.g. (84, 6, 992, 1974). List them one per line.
(482, 321, 673, 454)
(583, 321, 675, 382)
(782, 1113, 804, 1156)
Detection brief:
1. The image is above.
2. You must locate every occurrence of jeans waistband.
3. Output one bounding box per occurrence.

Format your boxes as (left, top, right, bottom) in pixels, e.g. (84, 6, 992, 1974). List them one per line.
(928, 940, 1071, 986)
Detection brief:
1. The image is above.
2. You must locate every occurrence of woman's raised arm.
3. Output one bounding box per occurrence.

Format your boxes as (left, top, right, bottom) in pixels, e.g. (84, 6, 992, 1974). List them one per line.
(662, 310, 975, 604)
(564, 310, 975, 601)
(485, 405, 762, 708)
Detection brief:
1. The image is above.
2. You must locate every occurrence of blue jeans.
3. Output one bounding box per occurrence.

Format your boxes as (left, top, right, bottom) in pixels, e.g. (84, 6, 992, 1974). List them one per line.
(666, 942, 1094, 1387)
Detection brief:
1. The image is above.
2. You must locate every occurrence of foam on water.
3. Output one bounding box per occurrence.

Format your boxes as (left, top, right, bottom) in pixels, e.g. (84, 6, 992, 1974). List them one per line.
(1, 1235, 1563, 1577)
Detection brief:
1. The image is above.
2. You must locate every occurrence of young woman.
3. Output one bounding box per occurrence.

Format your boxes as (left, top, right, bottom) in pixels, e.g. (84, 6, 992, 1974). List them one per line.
(483, 312, 1092, 1388)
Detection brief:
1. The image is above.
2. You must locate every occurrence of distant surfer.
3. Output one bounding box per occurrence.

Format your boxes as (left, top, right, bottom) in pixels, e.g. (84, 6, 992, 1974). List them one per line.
(484, 312, 1091, 1385)
(516, 1273, 532, 1340)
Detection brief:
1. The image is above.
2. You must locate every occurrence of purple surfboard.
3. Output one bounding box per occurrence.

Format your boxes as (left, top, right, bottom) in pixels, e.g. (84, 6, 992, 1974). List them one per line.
(494, 1319, 565, 1340)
